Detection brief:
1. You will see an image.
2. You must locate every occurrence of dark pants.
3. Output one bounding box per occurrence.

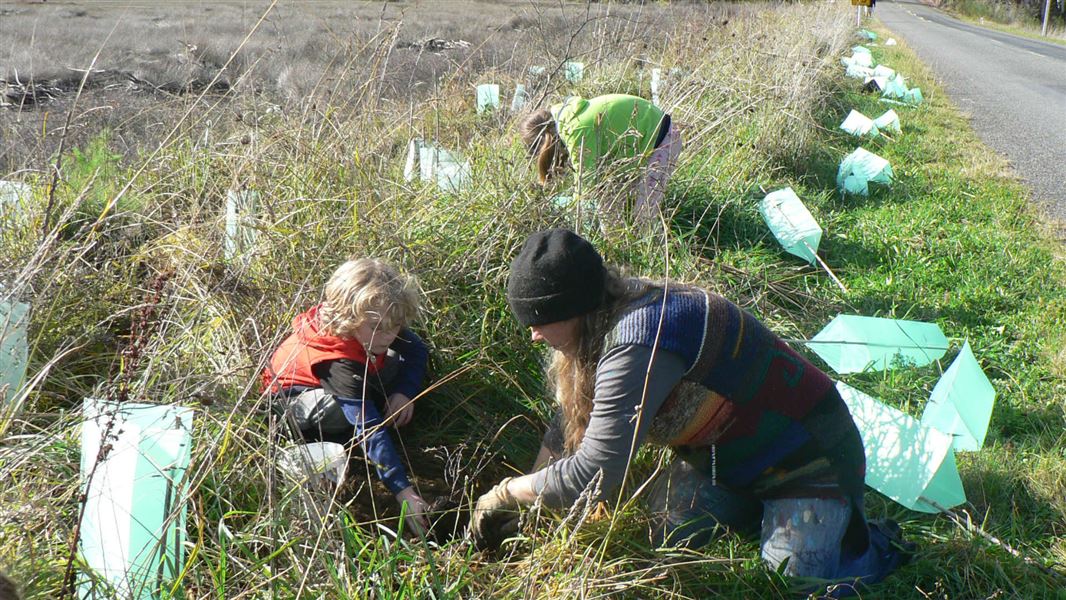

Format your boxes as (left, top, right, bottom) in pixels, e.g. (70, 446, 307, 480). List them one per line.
(645, 460, 906, 596)
(273, 352, 400, 444)
(541, 414, 906, 596)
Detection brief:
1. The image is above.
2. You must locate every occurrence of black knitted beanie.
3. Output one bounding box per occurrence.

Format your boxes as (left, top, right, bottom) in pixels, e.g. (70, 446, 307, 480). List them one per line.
(507, 228, 606, 327)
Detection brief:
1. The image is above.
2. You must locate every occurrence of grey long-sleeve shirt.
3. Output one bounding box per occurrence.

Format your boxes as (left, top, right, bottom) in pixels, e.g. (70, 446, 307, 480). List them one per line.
(529, 344, 688, 507)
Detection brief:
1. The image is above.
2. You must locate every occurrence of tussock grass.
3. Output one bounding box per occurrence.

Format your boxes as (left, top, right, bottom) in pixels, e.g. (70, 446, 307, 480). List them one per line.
(0, 2, 1063, 599)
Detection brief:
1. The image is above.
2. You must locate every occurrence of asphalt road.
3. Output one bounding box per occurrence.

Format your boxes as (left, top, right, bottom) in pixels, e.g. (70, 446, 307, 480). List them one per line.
(875, 0, 1066, 223)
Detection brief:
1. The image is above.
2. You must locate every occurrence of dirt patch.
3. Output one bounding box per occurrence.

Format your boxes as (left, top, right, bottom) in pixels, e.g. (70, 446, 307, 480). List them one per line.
(331, 443, 500, 543)
(0, 1, 747, 173)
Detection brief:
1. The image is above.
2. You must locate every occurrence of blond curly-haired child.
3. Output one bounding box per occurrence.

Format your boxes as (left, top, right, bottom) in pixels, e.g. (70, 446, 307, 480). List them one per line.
(263, 258, 431, 533)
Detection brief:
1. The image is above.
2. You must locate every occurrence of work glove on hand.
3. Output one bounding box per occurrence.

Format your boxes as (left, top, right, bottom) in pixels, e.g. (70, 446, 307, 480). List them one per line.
(469, 477, 523, 551)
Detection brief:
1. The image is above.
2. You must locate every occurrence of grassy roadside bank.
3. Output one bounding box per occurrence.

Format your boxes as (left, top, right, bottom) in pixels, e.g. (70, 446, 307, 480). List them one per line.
(789, 24, 1066, 599)
(952, 16, 1066, 45)
(0, 2, 1063, 598)
(943, 0, 1066, 42)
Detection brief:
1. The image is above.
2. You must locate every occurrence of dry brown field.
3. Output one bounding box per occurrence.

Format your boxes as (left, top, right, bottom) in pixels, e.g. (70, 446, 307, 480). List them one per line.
(1, 1, 743, 172)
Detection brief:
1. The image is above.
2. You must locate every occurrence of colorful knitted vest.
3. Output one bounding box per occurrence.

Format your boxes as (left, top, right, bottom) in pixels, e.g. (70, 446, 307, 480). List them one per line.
(606, 286, 866, 501)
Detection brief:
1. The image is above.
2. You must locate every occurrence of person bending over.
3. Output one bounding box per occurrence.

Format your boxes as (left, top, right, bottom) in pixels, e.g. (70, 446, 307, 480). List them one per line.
(519, 94, 681, 226)
(471, 229, 909, 596)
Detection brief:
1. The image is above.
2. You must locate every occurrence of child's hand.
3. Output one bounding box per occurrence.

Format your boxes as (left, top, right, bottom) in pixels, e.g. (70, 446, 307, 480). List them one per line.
(385, 393, 414, 427)
(395, 486, 430, 536)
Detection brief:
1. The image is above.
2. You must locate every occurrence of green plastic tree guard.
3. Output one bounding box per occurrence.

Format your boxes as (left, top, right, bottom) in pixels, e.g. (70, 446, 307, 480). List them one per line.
(419, 144, 436, 182)
(836, 148, 893, 196)
(436, 156, 471, 193)
(476, 84, 500, 113)
(845, 62, 874, 79)
(0, 299, 29, 407)
(650, 68, 663, 105)
(806, 314, 949, 374)
(417, 143, 471, 193)
(511, 84, 529, 112)
(758, 187, 822, 265)
(403, 138, 422, 182)
(0, 180, 31, 219)
(920, 341, 996, 452)
(79, 399, 194, 599)
(551, 195, 574, 210)
(837, 381, 967, 513)
(881, 74, 909, 99)
(872, 65, 896, 79)
(223, 190, 258, 262)
(564, 61, 584, 83)
(842, 52, 874, 69)
(840, 110, 878, 137)
(872, 109, 901, 134)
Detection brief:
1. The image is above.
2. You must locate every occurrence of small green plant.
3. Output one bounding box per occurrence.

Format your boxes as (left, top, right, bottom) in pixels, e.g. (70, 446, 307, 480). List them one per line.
(57, 132, 147, 240)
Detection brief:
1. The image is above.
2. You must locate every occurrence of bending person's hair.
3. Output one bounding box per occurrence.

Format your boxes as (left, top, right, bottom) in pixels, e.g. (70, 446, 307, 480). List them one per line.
(518, 108, 569, 184)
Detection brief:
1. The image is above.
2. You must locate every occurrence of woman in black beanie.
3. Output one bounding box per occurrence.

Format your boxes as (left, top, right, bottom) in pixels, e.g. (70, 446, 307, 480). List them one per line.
(470, 228, 910, 596)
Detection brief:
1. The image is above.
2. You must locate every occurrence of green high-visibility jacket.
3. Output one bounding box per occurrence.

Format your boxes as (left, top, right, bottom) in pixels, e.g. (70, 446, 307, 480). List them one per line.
(550, 94, 667, 177)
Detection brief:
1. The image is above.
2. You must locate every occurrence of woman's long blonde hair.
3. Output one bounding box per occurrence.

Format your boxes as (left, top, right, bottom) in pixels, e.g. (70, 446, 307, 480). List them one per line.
(549, 269, 653, 454)
(518, 108, 570, 184)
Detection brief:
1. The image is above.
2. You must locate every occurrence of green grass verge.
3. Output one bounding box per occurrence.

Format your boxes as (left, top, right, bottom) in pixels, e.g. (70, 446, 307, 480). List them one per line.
(793, 24, 1066, 599)
(942, 0, 1066, 44)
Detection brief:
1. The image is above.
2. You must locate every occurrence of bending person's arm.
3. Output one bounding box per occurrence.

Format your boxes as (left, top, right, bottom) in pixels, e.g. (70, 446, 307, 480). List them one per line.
(339, 394, 413, 494)
(508, 344, 687, 506)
